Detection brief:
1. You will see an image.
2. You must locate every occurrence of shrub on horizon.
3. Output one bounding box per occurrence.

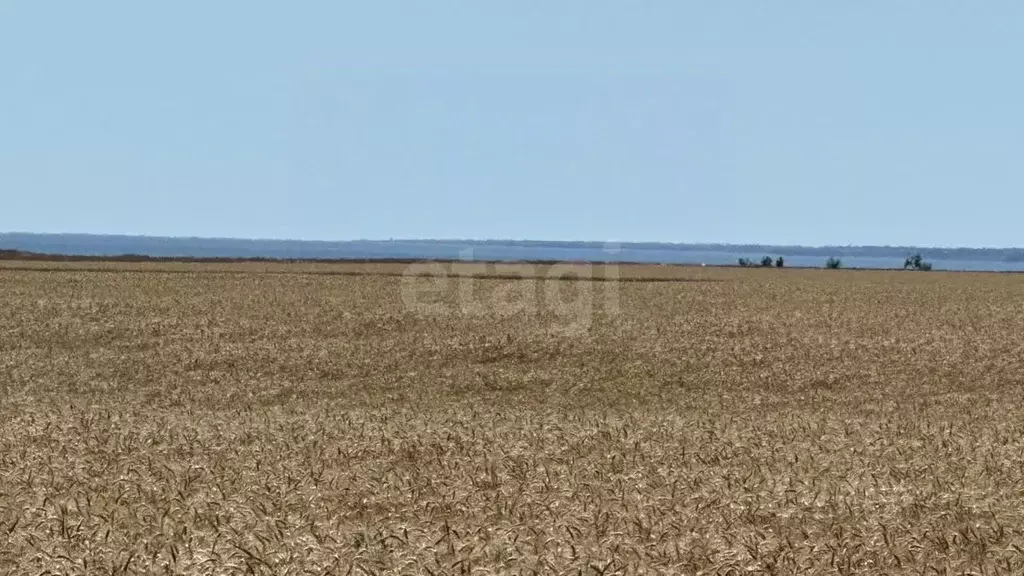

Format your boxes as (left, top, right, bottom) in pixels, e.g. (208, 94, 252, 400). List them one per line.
(904, 253, 933, 271)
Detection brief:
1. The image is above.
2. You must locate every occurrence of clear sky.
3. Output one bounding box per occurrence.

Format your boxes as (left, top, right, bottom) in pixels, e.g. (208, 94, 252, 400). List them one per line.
(2, 2, 1022, 247)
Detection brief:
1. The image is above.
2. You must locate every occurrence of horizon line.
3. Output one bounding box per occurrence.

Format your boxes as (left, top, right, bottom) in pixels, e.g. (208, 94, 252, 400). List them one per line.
(1, 230, 1022, 252)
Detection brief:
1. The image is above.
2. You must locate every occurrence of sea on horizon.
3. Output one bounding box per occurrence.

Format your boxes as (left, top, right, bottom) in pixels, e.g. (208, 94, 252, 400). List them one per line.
(2, 233, 1024, 272)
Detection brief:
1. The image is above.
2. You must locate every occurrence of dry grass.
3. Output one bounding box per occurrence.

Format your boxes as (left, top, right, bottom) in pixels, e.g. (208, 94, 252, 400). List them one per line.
(2, 262, 1024, 574)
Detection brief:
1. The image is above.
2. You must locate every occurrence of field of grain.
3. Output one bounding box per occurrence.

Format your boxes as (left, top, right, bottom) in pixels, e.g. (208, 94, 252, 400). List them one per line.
(2, 261, 1024, 574)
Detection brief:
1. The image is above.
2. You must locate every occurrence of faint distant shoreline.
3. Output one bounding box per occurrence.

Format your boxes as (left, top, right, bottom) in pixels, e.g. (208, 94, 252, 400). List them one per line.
(2, 232, 1024, 271)
(4, 250, 1024, 277)
(0, 248, 611, 267)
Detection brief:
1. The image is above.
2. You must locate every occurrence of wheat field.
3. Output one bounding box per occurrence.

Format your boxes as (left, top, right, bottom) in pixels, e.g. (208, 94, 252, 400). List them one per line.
(1, 261, 1024, 575)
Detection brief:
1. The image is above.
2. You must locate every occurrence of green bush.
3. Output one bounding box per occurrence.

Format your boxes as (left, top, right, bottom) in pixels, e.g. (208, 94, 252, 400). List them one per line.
(775, 257, 784, 268)
(825, 257, 842, 269)
(904, 253, 933, 271)
(761, 256, 774, 267)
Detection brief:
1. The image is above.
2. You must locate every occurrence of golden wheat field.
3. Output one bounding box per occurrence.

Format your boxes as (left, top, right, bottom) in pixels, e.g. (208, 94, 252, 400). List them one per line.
(2, 260, 1024, 575)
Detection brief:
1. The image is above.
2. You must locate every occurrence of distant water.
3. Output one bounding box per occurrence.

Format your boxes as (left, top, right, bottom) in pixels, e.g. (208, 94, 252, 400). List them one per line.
(3, 233, 1024, 272)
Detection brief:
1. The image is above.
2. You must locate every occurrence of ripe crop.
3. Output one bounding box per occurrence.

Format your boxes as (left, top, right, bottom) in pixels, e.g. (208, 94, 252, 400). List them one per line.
(1, 261, 1023, 574)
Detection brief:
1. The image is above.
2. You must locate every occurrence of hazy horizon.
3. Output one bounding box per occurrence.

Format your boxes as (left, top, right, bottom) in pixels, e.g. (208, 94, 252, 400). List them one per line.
(4, 231, 1024, 253)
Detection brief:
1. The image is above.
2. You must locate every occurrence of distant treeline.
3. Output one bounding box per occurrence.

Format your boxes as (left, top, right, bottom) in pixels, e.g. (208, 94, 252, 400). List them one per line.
(0, 249, 627, 267)
(0, 249, 379, 264)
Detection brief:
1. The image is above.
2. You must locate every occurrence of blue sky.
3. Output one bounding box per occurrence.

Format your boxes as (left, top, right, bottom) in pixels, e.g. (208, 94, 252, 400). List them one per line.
(2, 2, 1022, 247)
